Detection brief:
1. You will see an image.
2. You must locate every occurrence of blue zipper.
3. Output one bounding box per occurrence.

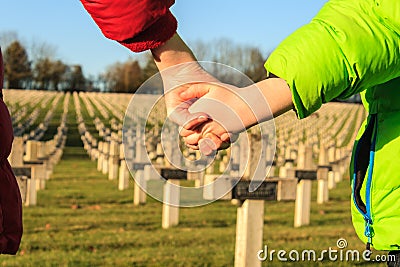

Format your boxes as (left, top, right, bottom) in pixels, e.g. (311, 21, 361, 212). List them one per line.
(352, 114, 377, 251)
(365, 120, 377, 249)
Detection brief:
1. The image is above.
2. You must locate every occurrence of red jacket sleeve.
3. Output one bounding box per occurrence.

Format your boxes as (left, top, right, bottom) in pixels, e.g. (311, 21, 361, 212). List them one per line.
(81, 0, 177, 52)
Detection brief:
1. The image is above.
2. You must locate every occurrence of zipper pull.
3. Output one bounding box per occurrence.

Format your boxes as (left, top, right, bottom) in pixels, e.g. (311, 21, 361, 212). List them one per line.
(364, 220, 374, 254)
(366, 241, 371, 253)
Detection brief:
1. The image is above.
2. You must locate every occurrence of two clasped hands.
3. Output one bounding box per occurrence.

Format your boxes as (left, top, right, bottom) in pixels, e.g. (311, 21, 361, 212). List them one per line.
(151, 34, 293, 156)
(153, 34, 293, 156)
(163, 62, 250, 155)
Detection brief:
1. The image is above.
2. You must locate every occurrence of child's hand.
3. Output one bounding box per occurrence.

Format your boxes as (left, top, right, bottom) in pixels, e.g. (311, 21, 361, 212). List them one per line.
(178, 78, 292, 155)
(184, 82, 262, 132)
(178, 82, 261, 154)
(179, 120, 236, 155)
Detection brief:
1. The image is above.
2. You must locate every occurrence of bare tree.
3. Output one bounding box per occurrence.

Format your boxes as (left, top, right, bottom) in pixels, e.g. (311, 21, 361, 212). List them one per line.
(243, 47, 268, 82)
(29, 39, 57, 64)
(190, 39, 269, 84)
(189, 40, 208, 61)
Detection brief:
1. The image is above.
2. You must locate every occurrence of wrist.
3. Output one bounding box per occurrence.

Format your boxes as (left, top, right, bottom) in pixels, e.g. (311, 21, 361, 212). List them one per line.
(188, 84, 256, 133)
(238, 78, 292, 124)
(160, 62, 218, 94)
(151, 34, 196, 70)
(235, 84, 271, 127)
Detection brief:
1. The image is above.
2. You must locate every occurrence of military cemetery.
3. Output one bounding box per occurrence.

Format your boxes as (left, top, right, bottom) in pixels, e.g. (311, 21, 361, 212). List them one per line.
(0, 87, 385, 266)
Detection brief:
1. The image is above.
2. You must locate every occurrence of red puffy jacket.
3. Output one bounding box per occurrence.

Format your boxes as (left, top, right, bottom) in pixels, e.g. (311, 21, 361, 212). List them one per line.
(0, 48, 23, 255)
(80, 0, 177, 52)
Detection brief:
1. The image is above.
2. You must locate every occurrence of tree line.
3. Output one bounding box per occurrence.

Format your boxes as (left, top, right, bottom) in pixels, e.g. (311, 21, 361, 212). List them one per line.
(2, 37, 87, 91)
(1, 32, 269, 93)
(101, 39, 269, 94)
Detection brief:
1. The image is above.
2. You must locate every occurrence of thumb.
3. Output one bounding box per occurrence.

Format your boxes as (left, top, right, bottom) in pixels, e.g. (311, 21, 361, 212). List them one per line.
(169, 106, 210, 130)
(179, 83, 212, 100)
(181, 112, 211, 130)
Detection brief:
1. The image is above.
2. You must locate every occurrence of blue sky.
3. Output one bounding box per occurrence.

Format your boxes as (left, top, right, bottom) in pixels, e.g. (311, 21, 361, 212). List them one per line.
(0, 0, 327, 77)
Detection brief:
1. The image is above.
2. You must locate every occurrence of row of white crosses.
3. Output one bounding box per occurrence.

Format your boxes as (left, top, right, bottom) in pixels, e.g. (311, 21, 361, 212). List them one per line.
(82, 91, 135, 145)
(103, 93, 198, 229)
(5, 90, 60, 138)
(339, 105, 366, 150)
(151, 102, 361, 267)
(126, 121, 191, 229)
(71, 91, 366, 267)
(78, 92, 125, 150)
(274, 103, 365, 189)
(123, 123, 296, 267)
(8, 103, 29, 131)
(73, 92, 133, 192)
(75, 91, 366, 267)
(76, 91, 367, 267)
(87, 92, 126, 122)
(5, 89, 56, 119)
(79, 92, 96, 118)
(74, 91, 103, 161)
(27, 94, 63, 141)
(127, 105, 164, 189)
(125, 99, 362, 217)
(229, 103, 365, 267)
(80, 92, 134, 135)
(121, 94, 169, 208)
(201, 135, 342, 266)
(274, 103, 365, 165)
(68, 91, 363, 264)
(79, 92, 120, 136)
(5, 89, 39, 110)
(83, 92, 110, 120)
(8, 92, 70, 206)
(183, 129, 278, 267)
(13, 108, 41, 137)
(92, 92, 132, 120)
(268, 104, 365, 230)
(77, 91, 123, 173)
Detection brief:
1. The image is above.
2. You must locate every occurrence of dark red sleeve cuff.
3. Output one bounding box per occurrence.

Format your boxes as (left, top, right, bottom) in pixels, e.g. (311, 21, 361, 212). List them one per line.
(119, 11, 177, 53)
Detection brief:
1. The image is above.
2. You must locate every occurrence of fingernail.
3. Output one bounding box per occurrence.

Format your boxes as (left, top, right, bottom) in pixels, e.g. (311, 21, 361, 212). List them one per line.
(221, 133, 230, 142)
(198, 115, 208, 121)
(206, 140, 215, 150)
(199, 145, 212, 156)
(204, 138, 217, 150)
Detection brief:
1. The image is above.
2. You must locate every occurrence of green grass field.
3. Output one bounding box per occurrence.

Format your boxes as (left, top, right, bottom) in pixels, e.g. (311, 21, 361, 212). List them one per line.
(0, 99, 388, 267)
(0, 147, 388, 266)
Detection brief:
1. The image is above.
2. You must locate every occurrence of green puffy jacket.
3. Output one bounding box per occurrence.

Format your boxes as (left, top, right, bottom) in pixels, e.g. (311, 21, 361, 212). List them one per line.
(265, 0, 400, 251)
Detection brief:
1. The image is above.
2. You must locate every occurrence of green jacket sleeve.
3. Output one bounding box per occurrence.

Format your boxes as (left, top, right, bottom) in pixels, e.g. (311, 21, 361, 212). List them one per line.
(265, 0, 400, 119)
